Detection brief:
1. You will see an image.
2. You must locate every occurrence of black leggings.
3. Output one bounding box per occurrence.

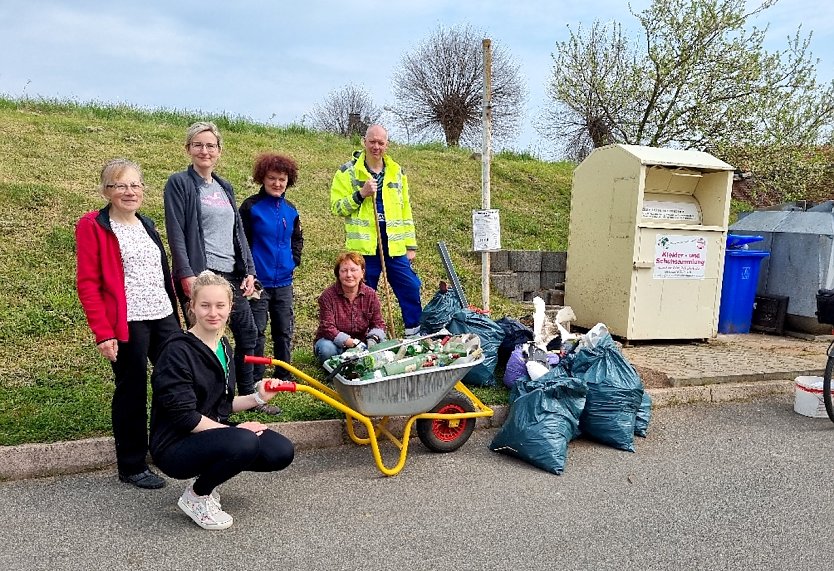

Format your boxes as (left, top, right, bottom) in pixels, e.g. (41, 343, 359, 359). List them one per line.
(153, 427, 294, 496)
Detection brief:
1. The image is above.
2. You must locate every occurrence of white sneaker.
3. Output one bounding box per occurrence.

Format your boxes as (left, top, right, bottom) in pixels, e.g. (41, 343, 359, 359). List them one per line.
(403, 326, 421, 339)
(188, 478, 220, 509)
(177, 485, 233, 530)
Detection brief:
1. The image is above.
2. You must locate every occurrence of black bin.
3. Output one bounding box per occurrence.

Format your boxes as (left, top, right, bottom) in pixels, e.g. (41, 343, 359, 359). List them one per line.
(815, 289, 834, 326)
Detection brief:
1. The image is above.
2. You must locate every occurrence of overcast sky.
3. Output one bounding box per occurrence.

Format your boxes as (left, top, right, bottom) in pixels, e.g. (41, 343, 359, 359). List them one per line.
(1, 0, 831, 157)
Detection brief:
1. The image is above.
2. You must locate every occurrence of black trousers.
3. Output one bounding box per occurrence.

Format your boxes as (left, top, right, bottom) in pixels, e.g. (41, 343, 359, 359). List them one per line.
(153, 427, 294, 496)
(111, 314, 180, 475)
(249, 284, 294, 381)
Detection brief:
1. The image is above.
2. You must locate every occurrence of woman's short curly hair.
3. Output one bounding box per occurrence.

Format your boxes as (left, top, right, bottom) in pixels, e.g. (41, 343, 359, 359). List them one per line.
(252, 153, 299, 186)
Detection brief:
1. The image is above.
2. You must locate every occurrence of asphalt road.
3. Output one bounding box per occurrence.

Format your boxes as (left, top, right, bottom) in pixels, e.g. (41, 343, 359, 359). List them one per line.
(1, 395, 833, 571)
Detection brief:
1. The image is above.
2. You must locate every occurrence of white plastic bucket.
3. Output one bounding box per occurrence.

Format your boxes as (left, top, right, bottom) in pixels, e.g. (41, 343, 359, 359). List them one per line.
(794, 376, 828, 418)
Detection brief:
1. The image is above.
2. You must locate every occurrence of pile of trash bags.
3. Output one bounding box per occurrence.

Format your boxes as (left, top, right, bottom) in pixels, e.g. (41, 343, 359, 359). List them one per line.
(489, 319, 652, 474)
(418, 285, 652, 475)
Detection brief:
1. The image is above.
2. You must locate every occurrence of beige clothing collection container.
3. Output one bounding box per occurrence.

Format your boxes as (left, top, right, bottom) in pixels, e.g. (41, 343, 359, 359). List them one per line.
(565, 144, 734, 340)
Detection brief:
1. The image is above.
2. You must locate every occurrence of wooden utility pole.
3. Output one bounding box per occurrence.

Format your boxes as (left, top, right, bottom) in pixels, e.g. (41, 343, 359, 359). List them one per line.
(481, 38, 492, 311)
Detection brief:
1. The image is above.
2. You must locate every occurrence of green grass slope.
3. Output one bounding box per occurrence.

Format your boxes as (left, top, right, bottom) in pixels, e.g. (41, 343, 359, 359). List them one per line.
(0, 98, 574, 446)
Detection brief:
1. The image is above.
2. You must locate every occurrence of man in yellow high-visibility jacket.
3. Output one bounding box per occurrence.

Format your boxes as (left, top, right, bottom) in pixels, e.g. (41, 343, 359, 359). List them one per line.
(330, 124, 422, 336)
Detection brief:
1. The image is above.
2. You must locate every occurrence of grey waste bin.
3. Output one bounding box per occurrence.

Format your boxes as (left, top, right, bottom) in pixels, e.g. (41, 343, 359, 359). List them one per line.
(730, 200, 834, 333)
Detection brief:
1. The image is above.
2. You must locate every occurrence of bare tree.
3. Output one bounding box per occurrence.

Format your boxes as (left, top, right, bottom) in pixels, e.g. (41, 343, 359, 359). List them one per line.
(390, 24, 526, 147)
(539, 0, 834, 160)
(310, 84, 382, 136)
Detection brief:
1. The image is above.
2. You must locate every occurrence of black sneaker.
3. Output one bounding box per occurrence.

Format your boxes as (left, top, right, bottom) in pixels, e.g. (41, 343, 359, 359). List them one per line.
(119, 468, 166, 490)
(252, 403, 282, 415)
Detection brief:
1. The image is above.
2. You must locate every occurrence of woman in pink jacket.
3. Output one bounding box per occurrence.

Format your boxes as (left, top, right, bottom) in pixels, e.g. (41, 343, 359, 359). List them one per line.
(76, 158, 179, 490)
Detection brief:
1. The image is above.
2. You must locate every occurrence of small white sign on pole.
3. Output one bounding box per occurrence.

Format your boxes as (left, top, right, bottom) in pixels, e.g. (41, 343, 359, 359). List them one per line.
(653, 234, 707, 279)
(473, 209, 501, 252)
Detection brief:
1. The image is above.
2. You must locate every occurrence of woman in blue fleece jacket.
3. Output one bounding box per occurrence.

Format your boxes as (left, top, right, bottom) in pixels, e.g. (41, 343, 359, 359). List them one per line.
(239, 153, 303, 382)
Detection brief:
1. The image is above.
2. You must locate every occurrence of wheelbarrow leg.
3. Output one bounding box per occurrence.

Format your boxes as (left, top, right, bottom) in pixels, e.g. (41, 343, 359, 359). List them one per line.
(345, 415, 372, 446)
(375, 417, 404, 450)
(366, 417, 420, 476)
(343, 413, 415, 476)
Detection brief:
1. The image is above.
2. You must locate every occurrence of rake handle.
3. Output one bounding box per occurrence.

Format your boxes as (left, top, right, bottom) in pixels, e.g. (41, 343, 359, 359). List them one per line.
(370, 185, 398, 338)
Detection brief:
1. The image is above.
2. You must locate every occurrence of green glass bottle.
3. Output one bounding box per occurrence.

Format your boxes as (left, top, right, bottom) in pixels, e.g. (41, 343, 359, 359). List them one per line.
(382, 355, 430, 376)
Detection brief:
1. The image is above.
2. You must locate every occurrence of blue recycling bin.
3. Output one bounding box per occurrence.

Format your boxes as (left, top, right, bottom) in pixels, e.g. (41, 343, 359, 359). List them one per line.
(718, 235, 770, 333)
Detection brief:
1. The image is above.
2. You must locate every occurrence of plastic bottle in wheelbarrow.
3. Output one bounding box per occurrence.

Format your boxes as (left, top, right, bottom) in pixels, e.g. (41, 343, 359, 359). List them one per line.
(717, 234, 770, 333)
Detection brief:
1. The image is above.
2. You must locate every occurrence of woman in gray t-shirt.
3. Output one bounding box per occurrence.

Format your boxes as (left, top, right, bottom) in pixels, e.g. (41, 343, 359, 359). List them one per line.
(163, 122, 279, 415)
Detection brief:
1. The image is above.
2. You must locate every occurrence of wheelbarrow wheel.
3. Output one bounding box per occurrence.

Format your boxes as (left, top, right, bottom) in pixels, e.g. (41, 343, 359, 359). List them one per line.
(416, 391, 476, 453)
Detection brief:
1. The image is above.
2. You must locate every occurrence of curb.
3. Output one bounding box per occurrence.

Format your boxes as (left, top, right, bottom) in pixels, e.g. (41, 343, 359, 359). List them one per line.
(0, 380, 797, 482)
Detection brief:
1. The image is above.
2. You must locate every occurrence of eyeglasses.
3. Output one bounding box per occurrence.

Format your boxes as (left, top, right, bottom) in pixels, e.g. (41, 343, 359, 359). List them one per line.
(190, 142, 219, 152)
(106, 183, 144, 192)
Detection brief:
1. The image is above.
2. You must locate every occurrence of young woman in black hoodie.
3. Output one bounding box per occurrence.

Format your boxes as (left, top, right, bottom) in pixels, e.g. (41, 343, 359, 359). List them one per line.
(150, 271, 294, 530)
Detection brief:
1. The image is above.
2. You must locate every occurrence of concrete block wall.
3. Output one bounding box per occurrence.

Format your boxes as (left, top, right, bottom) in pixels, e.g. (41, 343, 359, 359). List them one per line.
(488, 250, 567, 304)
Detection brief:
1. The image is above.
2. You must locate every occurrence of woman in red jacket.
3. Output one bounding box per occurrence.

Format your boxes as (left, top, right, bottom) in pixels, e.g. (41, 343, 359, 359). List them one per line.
(76, 158, 180, 490)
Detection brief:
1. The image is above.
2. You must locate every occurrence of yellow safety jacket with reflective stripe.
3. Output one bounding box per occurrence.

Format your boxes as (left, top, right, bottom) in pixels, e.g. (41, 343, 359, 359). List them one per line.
(330, 151, 417, 256)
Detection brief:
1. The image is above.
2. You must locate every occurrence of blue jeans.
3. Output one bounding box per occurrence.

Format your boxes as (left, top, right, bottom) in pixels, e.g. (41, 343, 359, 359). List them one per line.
(249, 284, 294, 381)
(363, 253, 422, 329)
(313, 338, 342, 365)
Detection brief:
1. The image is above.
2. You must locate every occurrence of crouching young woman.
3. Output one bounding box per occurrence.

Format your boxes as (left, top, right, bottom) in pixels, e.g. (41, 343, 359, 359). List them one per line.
(149, 271, 294, 530)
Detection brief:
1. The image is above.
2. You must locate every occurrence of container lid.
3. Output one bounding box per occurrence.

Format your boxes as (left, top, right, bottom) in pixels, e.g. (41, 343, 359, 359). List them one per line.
(726, 234, 764, 249)
(795, 376, 823, 391)
(725, 249, 770, 258)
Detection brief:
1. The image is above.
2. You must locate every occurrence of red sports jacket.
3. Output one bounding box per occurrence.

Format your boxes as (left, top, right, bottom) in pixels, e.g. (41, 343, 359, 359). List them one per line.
(76, 206, 177, 344)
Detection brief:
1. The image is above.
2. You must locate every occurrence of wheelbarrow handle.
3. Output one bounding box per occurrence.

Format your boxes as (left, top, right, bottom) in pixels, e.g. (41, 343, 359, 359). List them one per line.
(244, 356, 297, 391)
(263, 379, 297, 392)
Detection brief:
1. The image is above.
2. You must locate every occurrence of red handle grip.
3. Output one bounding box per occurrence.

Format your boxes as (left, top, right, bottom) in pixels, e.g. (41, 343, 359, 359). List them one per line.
(263, 379, 297, 392)
(244, 355, 274, 365)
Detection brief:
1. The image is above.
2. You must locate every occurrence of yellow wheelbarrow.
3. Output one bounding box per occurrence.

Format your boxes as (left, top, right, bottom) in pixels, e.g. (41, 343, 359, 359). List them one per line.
(244, 345, 492, 476)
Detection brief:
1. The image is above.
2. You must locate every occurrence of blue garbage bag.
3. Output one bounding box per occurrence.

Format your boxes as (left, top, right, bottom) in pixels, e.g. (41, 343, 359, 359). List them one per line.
(419, 284, 463, 334)
(490, 369, 587, 475)
(446, 309, 505, 387)
(635, 392, 652, 437)
(571, 333, 644, 452)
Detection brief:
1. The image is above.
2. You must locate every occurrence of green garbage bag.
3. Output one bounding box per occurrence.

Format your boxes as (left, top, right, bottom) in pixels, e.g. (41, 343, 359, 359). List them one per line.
(635, 392, 652, 437)
(571, 333, 644, 452)
(419, 284, 463, 334)
(490, 370, 587, 475)
(446, 309, 505, 387)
